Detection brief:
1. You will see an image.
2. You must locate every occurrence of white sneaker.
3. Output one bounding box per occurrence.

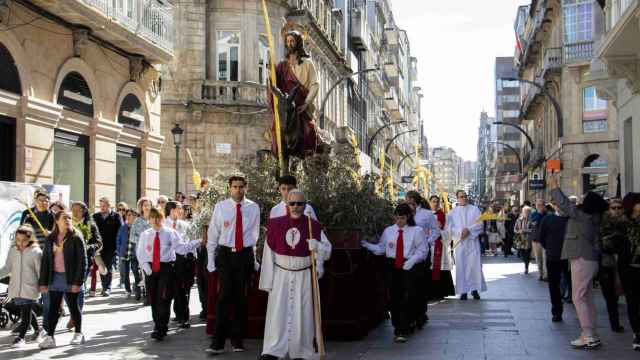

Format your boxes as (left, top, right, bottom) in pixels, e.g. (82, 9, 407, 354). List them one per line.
(12, 337, 26, 348)
(38, 335, 56, 349)
(37, 329, 47, 342)
(70, 333, 85, 345)
(571, 335, 601, 349)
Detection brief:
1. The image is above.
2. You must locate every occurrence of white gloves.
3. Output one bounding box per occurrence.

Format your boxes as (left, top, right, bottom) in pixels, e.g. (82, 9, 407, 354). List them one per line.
(207, 259, 216, 273)
(308, 238, 320, 252)
(254, 260, 261, 272)
(142, 263, 152, 276)
(316, 260, 324, 279)
(402, 257, 417, 271)
(360, 240, 373, 251)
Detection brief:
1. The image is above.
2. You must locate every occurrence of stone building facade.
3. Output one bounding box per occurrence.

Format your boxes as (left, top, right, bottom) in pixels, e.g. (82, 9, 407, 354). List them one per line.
(0, 0, 173, 209)
(514, 0, 619, 200)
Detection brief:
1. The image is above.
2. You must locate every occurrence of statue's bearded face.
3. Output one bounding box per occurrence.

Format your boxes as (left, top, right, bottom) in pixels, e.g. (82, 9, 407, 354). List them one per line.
(286, 35, 298, 55)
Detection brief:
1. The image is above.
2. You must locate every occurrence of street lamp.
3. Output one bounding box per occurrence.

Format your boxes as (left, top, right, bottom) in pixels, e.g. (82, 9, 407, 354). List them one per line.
(319, 67, 379, 129)
(396, 151, 416, 172)
(366, 120, 407, 156)
(488, 141, 523, 176)
(502, 76, 564, 138)
(492, 121, 535, 150)
(385, 129, 417, 154)
(171, 123, 184, 195)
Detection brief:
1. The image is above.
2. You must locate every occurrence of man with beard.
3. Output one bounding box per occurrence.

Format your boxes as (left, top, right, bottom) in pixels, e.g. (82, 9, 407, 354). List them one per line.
(270, 30, 320, 158)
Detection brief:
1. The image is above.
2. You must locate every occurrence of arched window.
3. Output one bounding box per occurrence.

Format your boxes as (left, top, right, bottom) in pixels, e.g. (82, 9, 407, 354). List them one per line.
(582, 154, 608, 195)
(57, 71, 94, 117)
(118, 94, 145, 130)
(0, 42, 21, 94)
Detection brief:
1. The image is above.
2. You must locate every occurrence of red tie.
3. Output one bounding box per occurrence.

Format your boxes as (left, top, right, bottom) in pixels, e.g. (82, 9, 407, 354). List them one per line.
(172, 221, 176, 229)
(394, 229, 404, 269)
(152, 231, 161, 273)
(235, 203, 243, 251)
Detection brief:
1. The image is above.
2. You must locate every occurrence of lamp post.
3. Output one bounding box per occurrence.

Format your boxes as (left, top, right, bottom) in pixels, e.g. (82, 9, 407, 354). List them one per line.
(171, 123, 184, 195)
(492, 121, 535, 150)
(366, 120, 407, 156)
(319, 67, 379, 129)
(488, 141, 523, 176)
(502, 76, 564, 138)
(385, 129, 417, 154)
(396, 151, 416, 172)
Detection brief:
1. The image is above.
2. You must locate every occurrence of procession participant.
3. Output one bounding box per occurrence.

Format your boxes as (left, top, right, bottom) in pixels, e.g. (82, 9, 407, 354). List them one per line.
(92, 197, 122, 297)
(428, 195, 455, 300)
(270, 175, 329, 275)
(270, 30, 319, 158)
(38, 210, 87, 349)
(448, 190, 487, 300)
(259, 189, 331, 360)
(405, 191, 440, 329)
(163, 201, 196, 329)
(20, 189, 54, 247)
(362, 203, 428, 343)
(483, 201, 505, 257)
(206, 175, 260, 354)
(136, 208, 199, 341)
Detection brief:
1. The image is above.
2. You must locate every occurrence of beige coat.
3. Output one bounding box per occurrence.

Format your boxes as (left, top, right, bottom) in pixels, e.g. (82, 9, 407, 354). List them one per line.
(0, 244, 42, 300)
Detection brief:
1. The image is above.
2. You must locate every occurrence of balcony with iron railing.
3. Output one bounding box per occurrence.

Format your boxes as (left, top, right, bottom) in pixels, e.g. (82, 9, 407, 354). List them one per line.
(201, 81, 268, 107)
(30, 0, 174, 63)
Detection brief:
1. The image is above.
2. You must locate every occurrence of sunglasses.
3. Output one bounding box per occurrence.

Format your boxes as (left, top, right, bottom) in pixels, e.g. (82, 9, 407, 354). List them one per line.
(610, 206, 623, 210)
(117, 208, 125, 212)
(288, 201, 306, 207)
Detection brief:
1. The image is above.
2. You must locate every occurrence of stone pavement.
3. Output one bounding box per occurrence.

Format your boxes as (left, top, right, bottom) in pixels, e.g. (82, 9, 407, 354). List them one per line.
(1, 256, 638, 359)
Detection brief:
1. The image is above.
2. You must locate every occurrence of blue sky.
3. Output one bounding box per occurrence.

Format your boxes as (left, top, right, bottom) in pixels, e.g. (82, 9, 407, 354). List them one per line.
(393, 0, 529, 161)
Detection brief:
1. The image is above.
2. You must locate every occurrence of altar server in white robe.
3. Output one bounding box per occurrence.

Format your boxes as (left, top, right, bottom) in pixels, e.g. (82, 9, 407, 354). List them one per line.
(448, 190, 487, 300)
(260, 189, 331, 360)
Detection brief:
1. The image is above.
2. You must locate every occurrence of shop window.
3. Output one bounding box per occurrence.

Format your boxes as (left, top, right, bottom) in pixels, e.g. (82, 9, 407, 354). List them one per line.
(54, 130, 89, 203)
(116, 145, 141, 208)
(57, 72, 94, 117)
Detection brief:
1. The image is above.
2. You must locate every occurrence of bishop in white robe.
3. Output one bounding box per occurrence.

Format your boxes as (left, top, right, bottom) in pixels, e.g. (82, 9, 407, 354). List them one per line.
(260, 190, 331, 360)
(447, 197, 487, 297)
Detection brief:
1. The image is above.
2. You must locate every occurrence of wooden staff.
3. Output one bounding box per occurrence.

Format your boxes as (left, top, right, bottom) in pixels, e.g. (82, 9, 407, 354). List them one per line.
(307, 215, 326, 358)
(260, 0, 285, 177)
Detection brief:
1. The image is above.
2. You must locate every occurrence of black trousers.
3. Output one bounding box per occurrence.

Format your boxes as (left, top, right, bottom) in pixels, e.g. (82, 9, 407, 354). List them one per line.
(213, 247, 254, 348)
(598, 265, 621, 328)
(416, 261, 429, 323)
(521, 248, 532, 272)
(48, 291, 81, 336)
(503, 235, 514, 256)
(101, 253, 115, 291)
(196, 246, 208, 315)
(387, 260, 419, 335)
(619, 265, 640, 334)
(546, 257, 569, 317)
(17, 303, 39, 339)
(173, 254, 196, 322)
(146, 262, 175, 334)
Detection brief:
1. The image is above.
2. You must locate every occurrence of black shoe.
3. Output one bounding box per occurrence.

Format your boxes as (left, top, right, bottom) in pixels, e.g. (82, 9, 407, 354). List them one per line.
(612, 324, 625, 333)
(205, 345, 224, 354)
(471, 291, 480, 300)
(260, 355, 279, 360)
(150, 331, 160, 340)
(179, 321, 191, 329)
(231, 341, 245, 352)
(199, 311, 206, 320)
(460, 293, 468, 300)
(552, 315, 562, 322)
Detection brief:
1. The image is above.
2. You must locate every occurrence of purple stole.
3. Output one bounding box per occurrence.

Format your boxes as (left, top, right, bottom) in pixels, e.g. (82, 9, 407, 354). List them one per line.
(267, 215, 321, 257)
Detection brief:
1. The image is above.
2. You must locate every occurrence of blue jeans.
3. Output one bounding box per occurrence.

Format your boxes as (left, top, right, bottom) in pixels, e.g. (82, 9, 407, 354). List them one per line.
(119, 258, 131, 293)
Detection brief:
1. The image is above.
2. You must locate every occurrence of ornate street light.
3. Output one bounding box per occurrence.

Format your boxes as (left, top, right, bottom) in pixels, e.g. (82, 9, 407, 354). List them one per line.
(171, 123, 184, 194)
(319, 67, 379, 129)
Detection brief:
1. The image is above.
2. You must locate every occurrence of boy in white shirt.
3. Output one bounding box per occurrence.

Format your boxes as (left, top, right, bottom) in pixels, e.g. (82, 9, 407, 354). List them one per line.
(361, 203, 428, 343)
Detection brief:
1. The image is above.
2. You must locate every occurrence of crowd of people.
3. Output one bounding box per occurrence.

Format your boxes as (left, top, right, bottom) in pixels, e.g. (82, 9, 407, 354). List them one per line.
(1, 173, 639, 357)
(475, 175, 640, 351)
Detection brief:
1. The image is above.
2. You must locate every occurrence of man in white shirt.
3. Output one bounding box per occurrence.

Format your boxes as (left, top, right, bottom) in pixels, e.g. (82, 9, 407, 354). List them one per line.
(447, 190, 487, 300)
(206, 176, 260, 354)
(136, 208, 199, 341)
(163, 201, 195, 329)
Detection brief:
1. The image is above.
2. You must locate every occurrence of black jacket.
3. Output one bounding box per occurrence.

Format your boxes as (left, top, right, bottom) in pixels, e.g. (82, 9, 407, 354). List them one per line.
(39, 230, 87, 287)
(92, 211, 122, 259)
(538, 214, 569, 260)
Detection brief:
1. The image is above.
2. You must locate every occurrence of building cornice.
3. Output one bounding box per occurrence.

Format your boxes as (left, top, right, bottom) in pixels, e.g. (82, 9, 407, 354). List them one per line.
(21, 96, 62, 129)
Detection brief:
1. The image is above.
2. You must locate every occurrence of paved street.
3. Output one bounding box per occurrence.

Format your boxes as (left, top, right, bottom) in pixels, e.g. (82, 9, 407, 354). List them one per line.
(1, 256, 638, 360)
